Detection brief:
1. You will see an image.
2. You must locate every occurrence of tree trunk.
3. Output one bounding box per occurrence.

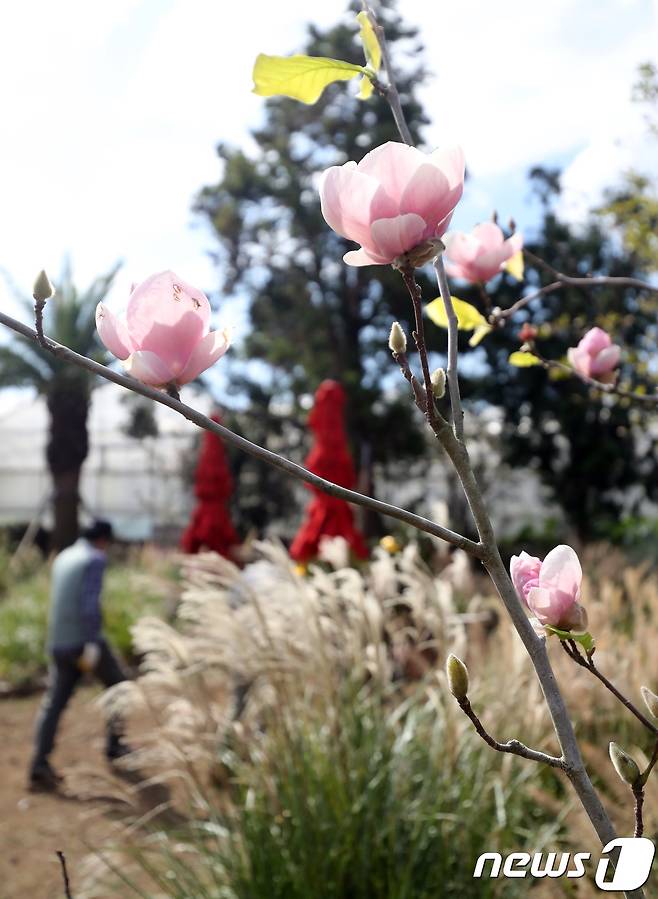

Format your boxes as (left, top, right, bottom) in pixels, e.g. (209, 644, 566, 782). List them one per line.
(46, 380, 90, 551)
(51, 469, 81, 551)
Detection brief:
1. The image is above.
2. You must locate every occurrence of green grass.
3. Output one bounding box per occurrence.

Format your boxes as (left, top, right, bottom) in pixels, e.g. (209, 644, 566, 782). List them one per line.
(0, 553, 176, 686)
(104, 682, 564, 899)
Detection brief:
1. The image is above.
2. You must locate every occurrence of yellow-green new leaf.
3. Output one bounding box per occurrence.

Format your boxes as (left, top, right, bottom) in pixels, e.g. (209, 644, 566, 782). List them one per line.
(357, 74, 374, 100)
(356, 11, 382, 72)
(252, 54, 365, 104)
(509, 351, 542, 367)
(426, 296, 486, 333)
(504, 251, 524, 281)
(469, 323, 493, 347)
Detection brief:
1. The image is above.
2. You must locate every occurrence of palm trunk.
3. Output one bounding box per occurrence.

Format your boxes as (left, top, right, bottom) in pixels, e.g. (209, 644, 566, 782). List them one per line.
(51, 469, 81, 550)
(46, 380, 90, 551)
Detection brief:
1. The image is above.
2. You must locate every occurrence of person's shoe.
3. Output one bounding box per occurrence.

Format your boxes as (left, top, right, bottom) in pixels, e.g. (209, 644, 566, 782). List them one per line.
(28, 761, 63, 793)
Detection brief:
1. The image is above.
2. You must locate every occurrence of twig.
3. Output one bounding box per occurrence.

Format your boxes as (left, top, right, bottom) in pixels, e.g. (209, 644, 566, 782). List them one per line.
(34, 298, 48, 348)
(562, 641, 658, 736)
(400, 264, 437, 422)
(363, 5, 414, 146)
(524, 249, 658, 295)
(0, 308, 483, 558)
(57, 851, 73, 899)
(433, 255, 464, 440)
(641, 738, 658, 785)
(633, 782, 645, 838)
(457, 696, 566, 769)
(521, 346, 658, 407)
(391, 349, 429, 412)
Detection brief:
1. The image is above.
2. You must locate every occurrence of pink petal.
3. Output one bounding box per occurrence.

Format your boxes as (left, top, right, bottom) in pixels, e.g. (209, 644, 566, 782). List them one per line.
(369, 213, 427, 261)
(178, 328, 230, 384)
(429, 144, 465, 191)
(319, 163, 397, 252)
(399, 163, 451, 233)
(96, 302, 134, 360)
(507, 232, 524, 255)
(444, 232, 479, 265)
(579, 327, 611, 356)
(343, 247, 388, 266)
(568, 347, 591, 378)
(471, 222, 505, 253)
(357, 142, 428, 204)
(539, 545, 582, 603)
(123, 350, 175, 386)
(591, 344, 620, 376)
(526, 587, 554, 625)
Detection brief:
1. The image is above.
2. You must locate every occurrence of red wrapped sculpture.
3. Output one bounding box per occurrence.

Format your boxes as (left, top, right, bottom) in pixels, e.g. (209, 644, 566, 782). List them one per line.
(290, 380, 368, 562)
(181, 415, 240, 557)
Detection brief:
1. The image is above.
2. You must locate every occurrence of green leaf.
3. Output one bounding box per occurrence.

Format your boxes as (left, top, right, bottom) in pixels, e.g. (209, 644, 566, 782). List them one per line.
(356, 11, 382, 72)
(509, 351, 542, 367)
(252, 54, 365, 104)
(545, 626, 595, 654)
(357, 75, 374, 100)
(426, 297, 486, 333)
(469, 323, 493, 347)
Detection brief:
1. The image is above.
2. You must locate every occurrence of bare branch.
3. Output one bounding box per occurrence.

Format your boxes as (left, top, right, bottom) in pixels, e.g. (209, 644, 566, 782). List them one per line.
(0, 309, 483, 558)
(433, 255, 464, 440)
(456, 696, 566, 769)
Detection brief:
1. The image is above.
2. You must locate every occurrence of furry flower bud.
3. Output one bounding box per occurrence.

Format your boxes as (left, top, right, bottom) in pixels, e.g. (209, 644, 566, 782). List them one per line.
(641, 686, 658, 719)
(388, 322, 407, 355)
(33, 270, 54, 303)
(446, 653, 469, 701)
(430, 368, 446, 398)
(609, 742, 641, 785)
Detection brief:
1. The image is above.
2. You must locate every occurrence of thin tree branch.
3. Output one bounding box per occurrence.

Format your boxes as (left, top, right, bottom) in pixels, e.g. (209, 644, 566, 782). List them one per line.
(0, 309, 483, 558)
(457, 696, 566, 769)
(56, 851, 73, 899)
(633, 783, 645, 838)
(400, 264, 437, 423)
(562, 641, 658, 736)
(433, 255, 464, 440)
(524, 249, 658, 294)
(363, 5, 414, 146)
(525, 347, 658, 408)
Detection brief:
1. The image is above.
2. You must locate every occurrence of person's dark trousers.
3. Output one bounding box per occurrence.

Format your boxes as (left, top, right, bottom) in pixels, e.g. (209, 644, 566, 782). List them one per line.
(31, 639, 127, 773)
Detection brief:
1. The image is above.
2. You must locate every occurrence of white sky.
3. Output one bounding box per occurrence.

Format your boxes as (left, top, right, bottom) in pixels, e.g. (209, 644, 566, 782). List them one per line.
(0, 0, 656, 340)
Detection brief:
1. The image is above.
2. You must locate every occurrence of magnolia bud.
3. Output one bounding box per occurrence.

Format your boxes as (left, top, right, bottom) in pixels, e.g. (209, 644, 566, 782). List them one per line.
(388, 322, 407, 355)
(609, 742, 641, 785)
(430, 368, 446, 398)
(446, 653, 469, 700)
(518, 323, 538, 343)
(641, 686, 658, 719)
(33, 270, 54, 303)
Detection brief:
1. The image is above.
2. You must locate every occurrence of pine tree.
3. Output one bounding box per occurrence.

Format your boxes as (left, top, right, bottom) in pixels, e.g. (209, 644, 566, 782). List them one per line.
(195, 0, 429, 535)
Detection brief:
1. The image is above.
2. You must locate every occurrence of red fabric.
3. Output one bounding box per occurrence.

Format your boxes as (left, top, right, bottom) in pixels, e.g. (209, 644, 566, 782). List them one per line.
(181, 415, 240, 557)
(290, 380, 368, 562)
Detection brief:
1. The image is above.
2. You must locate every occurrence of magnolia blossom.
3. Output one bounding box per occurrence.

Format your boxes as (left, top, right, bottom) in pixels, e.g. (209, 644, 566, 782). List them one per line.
(96, 271, 229, 388)
(567, 327, 620, 384)
(319, 141, 465, 267)
(510, 550, 541, 605)
(444, 223, 523, 283)
(510, 545, 587, 632)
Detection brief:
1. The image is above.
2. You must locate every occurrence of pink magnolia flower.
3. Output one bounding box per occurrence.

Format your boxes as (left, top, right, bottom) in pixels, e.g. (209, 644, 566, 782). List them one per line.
(444, 223, 523, 283)
(567, 327, 620, 384)
(511, 545, 587, 632)
(319, 141, 465, 267)
(96, 271, 230, 388)
(510, 550, 542, 607)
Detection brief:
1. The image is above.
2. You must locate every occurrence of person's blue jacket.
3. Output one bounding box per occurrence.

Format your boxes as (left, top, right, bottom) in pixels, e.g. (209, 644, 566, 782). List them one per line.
(47, 538, 106, 650)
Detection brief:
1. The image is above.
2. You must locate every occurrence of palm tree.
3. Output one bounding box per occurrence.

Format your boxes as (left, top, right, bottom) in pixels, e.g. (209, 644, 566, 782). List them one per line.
(0, 260, 121, 549)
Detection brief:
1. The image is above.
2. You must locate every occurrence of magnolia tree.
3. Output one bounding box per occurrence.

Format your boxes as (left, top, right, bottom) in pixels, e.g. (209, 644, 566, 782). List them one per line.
(3, 7, 658, 896)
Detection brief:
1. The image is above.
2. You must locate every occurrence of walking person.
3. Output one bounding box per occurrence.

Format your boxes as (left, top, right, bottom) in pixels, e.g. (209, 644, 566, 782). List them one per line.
(29, 519, 131, 791)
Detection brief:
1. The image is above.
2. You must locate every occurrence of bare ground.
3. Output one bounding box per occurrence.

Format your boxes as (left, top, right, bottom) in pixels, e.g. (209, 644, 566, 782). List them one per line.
(0, 686, 137, 899)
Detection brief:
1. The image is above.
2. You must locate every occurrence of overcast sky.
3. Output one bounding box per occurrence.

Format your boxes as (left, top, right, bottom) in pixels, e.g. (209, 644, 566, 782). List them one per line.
(0, 0, 656, 347)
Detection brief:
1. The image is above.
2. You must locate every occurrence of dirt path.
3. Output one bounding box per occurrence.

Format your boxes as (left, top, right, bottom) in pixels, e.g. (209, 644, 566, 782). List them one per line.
(0, 686, 129, 899)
